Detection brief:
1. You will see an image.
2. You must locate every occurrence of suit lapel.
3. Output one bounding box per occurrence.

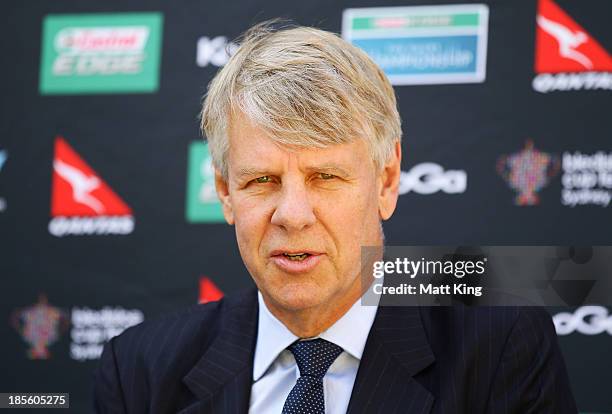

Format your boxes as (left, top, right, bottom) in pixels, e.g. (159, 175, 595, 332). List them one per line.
(347, 305, 435, 414)
(180, 289, 258, 414)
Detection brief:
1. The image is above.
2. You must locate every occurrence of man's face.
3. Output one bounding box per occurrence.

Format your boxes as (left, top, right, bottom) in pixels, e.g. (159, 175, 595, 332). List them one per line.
(216, 113, 400, 314)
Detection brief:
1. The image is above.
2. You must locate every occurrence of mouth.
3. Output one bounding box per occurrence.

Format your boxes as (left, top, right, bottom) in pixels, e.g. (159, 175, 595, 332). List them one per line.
(270, 249, 322, 258)
(269, 250, 324, 273)
(280, 252, 312, 261)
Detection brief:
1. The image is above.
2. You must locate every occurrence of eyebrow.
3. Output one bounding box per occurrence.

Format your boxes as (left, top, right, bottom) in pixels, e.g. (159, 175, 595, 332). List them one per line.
(234, 164, 352, 180)
(303, 164, 352, 177)
(235, 167, 272, 180)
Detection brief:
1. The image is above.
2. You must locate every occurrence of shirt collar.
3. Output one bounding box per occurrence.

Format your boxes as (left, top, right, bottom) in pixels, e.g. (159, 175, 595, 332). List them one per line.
(252, 291, 379, 381)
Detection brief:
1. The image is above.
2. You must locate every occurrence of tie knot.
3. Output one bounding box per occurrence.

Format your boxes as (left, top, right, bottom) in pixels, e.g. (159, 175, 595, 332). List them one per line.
(288, 338, 343, 379)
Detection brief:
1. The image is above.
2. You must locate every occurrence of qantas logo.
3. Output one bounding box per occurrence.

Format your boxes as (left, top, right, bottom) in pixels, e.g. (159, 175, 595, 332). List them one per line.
(49, 137, 134, 237)
(54, 159, 105, 214)
(537, 13, 593, 71)
(533, 0, 612, 92)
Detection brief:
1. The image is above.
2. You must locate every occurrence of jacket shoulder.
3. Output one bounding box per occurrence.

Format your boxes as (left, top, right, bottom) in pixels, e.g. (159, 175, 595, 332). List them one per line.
(421, 305, 553, 341)
(114, 299, 222, 360)
(420, 305, 558, 380)
(415, 306, 575, 412)
(112, 287, 257, 362)
(94, 289, 257, 413)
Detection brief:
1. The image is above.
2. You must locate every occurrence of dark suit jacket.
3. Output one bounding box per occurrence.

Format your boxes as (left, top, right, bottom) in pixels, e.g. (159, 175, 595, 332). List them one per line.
(93, 288, 577, 413)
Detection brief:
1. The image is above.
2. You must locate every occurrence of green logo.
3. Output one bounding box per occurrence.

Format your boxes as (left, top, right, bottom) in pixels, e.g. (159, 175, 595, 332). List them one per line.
(186, 141, 225, 223)
(39, 13, 163, 94)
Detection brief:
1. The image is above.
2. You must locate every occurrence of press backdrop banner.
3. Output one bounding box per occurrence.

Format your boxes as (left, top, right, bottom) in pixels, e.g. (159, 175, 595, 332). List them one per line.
(0, 0, 610, 412)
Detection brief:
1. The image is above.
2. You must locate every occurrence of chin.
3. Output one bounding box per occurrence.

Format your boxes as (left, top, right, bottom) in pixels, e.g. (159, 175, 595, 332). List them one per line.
(268, 282, 329, 311)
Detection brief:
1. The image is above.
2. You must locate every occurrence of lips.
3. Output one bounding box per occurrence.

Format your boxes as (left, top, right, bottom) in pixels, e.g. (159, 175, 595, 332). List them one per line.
(269, 249, 324, 273)
(269, 249, 323, 257)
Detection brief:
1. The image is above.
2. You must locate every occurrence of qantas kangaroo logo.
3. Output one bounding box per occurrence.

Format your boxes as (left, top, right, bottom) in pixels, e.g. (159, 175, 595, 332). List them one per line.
(53, 159, 104, 214)
(537, 15, 592, 70)
(533, 0, 611, 92)
(49, 136, 134, 236)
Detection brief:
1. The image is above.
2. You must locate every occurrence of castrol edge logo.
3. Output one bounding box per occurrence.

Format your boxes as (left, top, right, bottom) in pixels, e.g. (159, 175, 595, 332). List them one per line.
(39, 13, 163, 94)
(55, 26, 149, 54)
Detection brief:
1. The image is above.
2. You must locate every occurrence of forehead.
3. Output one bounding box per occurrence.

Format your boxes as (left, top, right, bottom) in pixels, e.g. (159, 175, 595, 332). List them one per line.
(226, 112, 373, 174)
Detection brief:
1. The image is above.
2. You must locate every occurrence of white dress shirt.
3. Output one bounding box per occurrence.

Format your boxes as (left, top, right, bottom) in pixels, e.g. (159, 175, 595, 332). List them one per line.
(249, 292, 378, 414)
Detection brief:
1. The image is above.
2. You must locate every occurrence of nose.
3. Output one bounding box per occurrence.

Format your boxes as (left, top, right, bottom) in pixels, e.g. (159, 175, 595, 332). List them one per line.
(270, 178, 316, 232)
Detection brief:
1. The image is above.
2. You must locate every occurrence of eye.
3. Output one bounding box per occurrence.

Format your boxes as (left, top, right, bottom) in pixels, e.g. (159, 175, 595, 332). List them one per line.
(318, 173, 336, 180)
(254, 176, 272, 184)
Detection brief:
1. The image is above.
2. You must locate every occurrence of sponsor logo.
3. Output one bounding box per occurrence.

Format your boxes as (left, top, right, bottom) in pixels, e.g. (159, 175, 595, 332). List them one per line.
(533, 0, 612, 93)
(39, 13, 163, 94)
(562, 151, 612, 207)
(10, 294, 70, 359)
(11, 295, 144, 361)
(196, 36, 238, 67)
(342, 4, 489, 85)
(497, 140, 560, 206)
(399, 163, 467, 195)
(49, 136, 134, 236)
(185, 141, 225, 223)
(70, 306, 143, 361)
(0, 149, 6, 212)
(199, 277, 224, 304)
(554, 305, 612, 335)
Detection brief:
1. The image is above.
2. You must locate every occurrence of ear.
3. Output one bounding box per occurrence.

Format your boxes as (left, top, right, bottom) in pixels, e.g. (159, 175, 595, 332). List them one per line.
(214, 170, 235, 225)
(378, 141, 402, 220)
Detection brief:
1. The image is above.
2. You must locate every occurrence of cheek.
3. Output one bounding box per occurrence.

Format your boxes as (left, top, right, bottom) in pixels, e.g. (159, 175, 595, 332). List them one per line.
(316, 185, 378, 249)
(233, 197, 272, 252)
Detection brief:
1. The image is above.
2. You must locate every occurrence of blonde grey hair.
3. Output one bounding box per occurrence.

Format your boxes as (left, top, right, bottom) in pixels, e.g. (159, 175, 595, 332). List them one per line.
(200, 20, 402, 179)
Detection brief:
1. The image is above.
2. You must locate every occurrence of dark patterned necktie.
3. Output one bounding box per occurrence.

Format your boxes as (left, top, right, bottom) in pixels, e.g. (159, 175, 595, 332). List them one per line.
(282, 338, 344, 414)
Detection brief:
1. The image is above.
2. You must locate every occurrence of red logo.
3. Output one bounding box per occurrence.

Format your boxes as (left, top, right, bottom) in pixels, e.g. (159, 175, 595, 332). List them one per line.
(52, 137, 131, 216)
(535, 0, 612, 73)
(199, 277, 224, 304)
(49, 136, 134, 236)
(533, 0, 612, 92)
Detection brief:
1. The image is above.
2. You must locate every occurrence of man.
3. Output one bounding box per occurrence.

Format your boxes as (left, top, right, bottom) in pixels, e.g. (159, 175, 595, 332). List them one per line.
(94, 21, 577, 413)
